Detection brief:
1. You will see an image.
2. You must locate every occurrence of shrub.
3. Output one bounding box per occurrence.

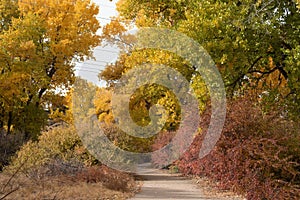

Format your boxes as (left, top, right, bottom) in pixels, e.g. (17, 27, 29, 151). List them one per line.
(151, 109, 200, 168)
(176, 97, 300, 199)
(27, 158, 85, 179)
(76, 165, 134, 192)
(6, 126, 98, 174)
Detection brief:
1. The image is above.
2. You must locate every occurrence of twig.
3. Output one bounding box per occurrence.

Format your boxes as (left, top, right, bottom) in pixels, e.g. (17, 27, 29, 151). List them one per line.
(0, 187, 19, 200)
(1, 158, 27, 192)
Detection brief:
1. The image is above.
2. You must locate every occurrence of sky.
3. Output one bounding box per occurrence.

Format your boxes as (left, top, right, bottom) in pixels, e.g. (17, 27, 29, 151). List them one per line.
(75, 0, 119, 86)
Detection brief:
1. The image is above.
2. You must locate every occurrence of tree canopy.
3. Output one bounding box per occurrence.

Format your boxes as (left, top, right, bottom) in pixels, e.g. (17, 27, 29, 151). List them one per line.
(101, 0, 300, 119)
(0, 0, 100, 138)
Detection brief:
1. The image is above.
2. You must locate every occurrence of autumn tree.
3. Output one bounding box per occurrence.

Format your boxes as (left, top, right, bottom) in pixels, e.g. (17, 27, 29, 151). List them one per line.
(0, 0, 100, 138)
(104, 0, 300, 119)
(100, 19, 210, 134)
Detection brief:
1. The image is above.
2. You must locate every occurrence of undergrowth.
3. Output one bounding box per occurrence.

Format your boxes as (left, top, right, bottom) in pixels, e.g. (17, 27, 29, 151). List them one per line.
(6, 126, 98, 174)
(1, 126, 138, 199)
(153, 97, 300, 199)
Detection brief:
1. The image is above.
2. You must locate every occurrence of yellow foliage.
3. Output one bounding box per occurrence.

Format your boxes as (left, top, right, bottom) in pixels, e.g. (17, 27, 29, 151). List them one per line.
(94, 88, 114, 125)
(6, 126, 97, 173)
(0, 0, 100, 136)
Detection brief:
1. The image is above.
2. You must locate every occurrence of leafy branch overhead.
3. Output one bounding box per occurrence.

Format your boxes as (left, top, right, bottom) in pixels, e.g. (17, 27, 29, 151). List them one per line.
(101, 0, 300, 118)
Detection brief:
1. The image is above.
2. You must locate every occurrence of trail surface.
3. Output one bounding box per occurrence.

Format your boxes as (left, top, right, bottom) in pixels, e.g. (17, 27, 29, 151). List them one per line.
(130, 164, 244, 200)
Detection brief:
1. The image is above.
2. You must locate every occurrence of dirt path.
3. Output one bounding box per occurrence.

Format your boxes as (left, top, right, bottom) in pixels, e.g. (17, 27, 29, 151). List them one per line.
(130, 164, 244, 200)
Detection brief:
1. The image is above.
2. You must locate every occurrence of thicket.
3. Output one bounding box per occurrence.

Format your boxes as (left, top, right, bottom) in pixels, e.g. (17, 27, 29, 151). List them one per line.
(6, 126, 97, 174)
(2, 126, 136, 193)
(76, 165, 135, 191)
(153, 97, 300, 199)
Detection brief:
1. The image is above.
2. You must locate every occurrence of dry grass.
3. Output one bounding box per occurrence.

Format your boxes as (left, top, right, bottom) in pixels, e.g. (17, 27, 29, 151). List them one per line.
(0, 165, 141, 200)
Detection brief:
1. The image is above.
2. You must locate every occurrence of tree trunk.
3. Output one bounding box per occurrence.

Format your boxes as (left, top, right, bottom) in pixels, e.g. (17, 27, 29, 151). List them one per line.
(7, 111, 12, 135)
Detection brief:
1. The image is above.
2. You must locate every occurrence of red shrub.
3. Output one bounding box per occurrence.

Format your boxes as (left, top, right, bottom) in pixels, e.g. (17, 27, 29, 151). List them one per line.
(161, 97, 300, 199)
(151, 110, 200, 168)
(76, 165, 134, 191)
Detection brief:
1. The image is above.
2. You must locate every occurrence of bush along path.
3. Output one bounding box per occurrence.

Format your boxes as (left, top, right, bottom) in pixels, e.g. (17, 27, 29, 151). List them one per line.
(130, 163, 244, 200)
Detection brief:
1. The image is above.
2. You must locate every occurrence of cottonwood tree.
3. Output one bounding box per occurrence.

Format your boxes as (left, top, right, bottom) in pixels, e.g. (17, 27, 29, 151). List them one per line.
(103, 0, 300, 118)
(0, 0, 100, 138)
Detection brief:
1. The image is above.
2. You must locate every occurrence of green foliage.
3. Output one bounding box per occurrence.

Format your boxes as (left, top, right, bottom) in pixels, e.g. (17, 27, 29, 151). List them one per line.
(98, 48, 208, 132)
(177, 0, 300, 117)
(0, 0, 19, 32)
(117, 0, 187, 27)
(114, 0, 300, 118)
(14, 104, 48, 140)
(284, 44, 300, 117)
(6, 126, 97, 173)
(96, 1, 300, 197)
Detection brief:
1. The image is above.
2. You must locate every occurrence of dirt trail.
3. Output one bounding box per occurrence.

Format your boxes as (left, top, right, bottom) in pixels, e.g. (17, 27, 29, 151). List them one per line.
(130, 164, 244, 200)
